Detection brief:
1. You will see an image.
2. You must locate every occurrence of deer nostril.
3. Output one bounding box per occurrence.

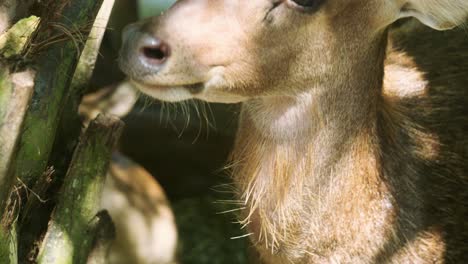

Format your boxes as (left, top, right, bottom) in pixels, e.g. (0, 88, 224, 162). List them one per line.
(140, 40, 170, 65)
(143, 47, 165, 60)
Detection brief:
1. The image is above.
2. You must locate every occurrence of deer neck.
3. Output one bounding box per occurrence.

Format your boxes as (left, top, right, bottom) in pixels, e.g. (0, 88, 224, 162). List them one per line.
(230, 35, 393, 250)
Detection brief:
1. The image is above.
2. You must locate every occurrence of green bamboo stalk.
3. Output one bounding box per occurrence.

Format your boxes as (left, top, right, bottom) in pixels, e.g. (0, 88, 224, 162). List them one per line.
(18, 0, 116, 222)
(0, 67, 34, 211)
(14, 0, 104, 189)
(71, 0, 116, 94)
(37, 114, 123, 264)
(0, 16, 38, 208)
(0, 65, 35, 264)
(0, 14, 39, 264)
(16, 0, 115, 260)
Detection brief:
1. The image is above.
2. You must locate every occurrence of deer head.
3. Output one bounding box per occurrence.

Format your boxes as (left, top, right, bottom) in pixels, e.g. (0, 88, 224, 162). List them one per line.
(119, 0, 468, 105)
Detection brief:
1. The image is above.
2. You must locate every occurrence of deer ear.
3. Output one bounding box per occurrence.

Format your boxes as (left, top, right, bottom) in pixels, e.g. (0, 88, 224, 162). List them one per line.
(399, 0, 468, 30)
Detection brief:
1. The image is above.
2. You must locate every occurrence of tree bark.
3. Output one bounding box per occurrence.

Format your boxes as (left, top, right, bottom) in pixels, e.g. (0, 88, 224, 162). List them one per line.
(0, 67, 34, 211)
(0, 65, 35, 264)
(0, 0, 118, 262)
(12, 0, 116, 261)
(37, 114, 123, 264)
(14, 0, 104, 189)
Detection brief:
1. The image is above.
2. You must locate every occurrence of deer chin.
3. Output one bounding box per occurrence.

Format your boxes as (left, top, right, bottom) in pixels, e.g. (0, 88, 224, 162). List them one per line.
(130, 73, 249, 104)
(129, 80, 202, 102)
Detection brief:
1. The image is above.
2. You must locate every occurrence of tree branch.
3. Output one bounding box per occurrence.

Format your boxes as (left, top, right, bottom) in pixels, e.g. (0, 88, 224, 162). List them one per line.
(0, 64, 35, 263)
(37, 114, 123, 264)
(14, 0, 104, 188)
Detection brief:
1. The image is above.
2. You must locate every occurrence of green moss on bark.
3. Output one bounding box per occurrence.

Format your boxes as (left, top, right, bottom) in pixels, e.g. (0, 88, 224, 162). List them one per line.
(37, 115, 123, 264)
(15, 0, 104, 188)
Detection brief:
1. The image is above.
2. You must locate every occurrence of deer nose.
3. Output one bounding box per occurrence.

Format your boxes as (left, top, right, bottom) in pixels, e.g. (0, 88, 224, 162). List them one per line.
(120, 23, 171, 75)
(137, 35, 171, 67)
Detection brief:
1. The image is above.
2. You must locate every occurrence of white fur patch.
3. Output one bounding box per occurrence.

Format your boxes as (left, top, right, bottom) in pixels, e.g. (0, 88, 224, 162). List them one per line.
(383, 64, 428, 98)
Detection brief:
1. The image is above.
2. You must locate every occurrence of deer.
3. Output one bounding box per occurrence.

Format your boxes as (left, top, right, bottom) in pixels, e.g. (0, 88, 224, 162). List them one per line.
(118, 0, 468, 263)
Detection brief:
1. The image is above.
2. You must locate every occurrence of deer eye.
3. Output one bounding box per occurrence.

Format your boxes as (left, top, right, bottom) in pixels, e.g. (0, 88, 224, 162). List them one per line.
(288, 0, 323, 12)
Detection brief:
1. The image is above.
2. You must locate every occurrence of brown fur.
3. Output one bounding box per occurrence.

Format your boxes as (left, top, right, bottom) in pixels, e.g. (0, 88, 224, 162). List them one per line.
(101, 153, 178, 264)
(119, 1, 468, 263)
